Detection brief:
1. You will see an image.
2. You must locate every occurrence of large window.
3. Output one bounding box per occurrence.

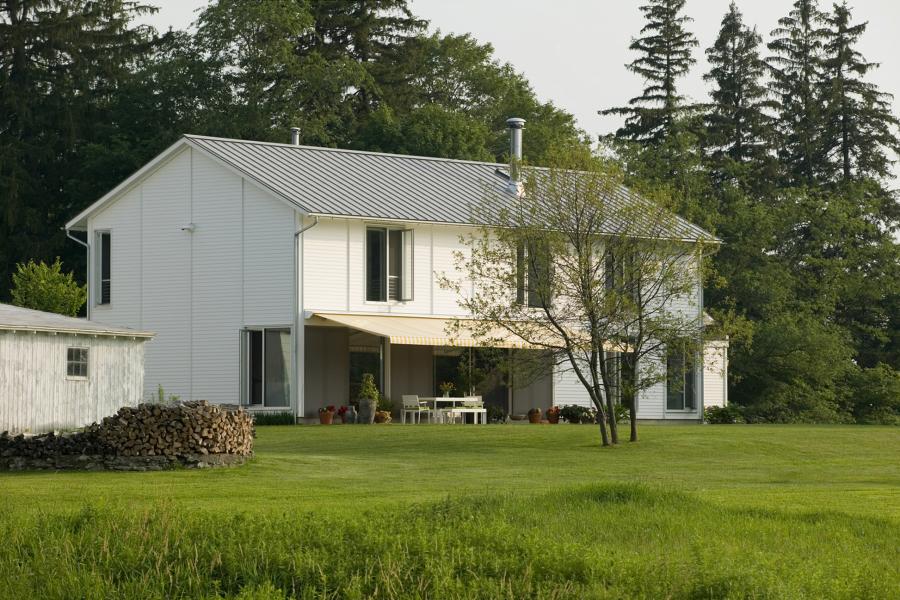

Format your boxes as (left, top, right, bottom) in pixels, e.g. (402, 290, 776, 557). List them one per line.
(516, 240, 551, 308)
(244, 328, 291, 407)
(67, 347, 89, 378)
(96, 231, 111, 305)
(366, 227, 413, 302)
(666, 349, 696, 411)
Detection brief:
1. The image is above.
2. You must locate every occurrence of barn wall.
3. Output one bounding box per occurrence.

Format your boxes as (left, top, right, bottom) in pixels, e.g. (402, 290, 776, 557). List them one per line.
(0, 332, 145, 433)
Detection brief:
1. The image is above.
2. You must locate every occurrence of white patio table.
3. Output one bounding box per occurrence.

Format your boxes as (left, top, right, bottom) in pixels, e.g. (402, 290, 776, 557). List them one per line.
(419, 396, 487, 424)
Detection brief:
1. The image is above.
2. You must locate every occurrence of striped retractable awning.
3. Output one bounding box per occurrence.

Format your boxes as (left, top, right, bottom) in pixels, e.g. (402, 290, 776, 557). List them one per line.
(310, 313, 536, 349)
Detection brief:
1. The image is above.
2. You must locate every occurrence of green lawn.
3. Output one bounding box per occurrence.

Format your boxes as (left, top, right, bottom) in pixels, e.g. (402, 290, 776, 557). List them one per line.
(1, 424, 898, 598)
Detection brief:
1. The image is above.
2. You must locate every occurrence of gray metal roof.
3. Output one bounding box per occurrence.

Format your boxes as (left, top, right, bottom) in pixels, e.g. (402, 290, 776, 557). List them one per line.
(185, 135, 716, 241)
(0, 303, 154, 338)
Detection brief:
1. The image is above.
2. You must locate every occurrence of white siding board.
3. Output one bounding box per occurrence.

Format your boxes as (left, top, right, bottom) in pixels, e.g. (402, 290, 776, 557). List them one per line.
(303, 219, 349, 311)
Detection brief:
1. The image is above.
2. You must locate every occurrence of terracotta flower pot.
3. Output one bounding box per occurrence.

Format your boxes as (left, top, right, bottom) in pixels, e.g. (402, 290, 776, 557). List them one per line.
(319, 410, 334, 425)
(547, 414, 560, 424)
(528, 412, 542, 424)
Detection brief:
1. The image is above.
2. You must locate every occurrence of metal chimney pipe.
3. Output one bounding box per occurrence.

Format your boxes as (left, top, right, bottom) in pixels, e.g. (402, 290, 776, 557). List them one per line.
(290, 127, 301, 146)
(506, 117, 526, 182)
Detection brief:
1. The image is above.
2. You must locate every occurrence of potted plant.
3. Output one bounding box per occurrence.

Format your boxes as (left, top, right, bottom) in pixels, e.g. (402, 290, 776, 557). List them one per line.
(546, 406, 560, 424)
(318, 405, 335, 425)
(338, 405, 356, 424)
(357, 373, 379, 424)
(374, 410, 392, 424)
(439, 381, 455, 397)
(527, 407, 543, 424)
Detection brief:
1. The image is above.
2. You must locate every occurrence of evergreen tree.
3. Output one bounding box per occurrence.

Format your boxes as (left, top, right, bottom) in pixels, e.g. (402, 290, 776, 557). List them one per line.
(768, 0, 831, 184)
(821, 1, 900, 182)
(704, 2, 773, 173)
(0, 0, 156, 300)
(601, 0, 698, 144)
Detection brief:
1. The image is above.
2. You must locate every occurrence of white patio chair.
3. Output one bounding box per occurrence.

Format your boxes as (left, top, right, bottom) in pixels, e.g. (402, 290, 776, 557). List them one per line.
(457, 396, 487, 424)
(401, 395, 434, 424)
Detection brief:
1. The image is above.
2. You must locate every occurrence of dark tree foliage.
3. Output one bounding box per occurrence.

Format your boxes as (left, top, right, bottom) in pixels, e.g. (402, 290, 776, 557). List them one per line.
(704, 2, 774, 175)
(821, 2, 900, 182)
(767, 0, 831, 184)
(0, 0, 157, 300)
(601, 0, 699, 144)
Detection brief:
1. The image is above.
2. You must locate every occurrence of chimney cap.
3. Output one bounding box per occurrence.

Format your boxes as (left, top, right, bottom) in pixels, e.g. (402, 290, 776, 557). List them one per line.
(506, 117, 526, 129)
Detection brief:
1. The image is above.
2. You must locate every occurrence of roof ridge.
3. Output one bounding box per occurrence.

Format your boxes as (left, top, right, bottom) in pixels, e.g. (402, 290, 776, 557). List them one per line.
(184, 134, 510, 169)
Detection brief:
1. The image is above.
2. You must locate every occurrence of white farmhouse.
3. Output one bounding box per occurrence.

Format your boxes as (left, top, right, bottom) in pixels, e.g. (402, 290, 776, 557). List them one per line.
(0, 303, 153, 433)
(64, 120, 726, 422)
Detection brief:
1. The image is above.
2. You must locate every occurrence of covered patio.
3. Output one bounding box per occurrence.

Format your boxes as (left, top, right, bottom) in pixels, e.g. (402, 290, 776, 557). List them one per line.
(302, 313, 552, 421)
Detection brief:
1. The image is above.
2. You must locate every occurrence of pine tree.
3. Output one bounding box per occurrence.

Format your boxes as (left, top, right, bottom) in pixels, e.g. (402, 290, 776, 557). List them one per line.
(0, 0, 156, 300)
(768, 0, 831, 184)
(601, 0, 698, 144)
(821, 2, 900, 182)
(704, 2, 773, 170)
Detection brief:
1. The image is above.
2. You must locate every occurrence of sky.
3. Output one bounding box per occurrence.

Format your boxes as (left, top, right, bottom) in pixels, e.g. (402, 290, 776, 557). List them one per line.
(139, 0, 900, 143)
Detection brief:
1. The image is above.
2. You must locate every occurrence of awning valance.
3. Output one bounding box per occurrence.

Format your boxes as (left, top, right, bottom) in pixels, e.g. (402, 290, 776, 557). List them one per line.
(309, 313, 536, 349)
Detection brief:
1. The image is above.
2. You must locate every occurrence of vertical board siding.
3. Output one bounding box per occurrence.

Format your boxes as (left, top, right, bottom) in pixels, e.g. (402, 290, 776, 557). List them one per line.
(0, 332, 145, 433)
(191, 153, 243, 404)
(242, 183, 294, 325)
(90, 187, 142, 326)
(140, 149, 192, 399)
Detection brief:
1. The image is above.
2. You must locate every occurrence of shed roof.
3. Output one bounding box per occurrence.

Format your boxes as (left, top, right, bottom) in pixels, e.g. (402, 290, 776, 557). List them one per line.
(0, 303, 154, 338)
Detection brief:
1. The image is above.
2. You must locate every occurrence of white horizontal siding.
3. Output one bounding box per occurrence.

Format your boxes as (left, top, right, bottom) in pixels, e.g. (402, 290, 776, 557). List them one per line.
(0, 331, 145, 433)
(243, 183, 295, 326)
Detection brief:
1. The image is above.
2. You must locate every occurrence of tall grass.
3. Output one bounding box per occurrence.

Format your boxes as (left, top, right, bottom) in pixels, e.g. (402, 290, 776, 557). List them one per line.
(1, 482, 896, 599)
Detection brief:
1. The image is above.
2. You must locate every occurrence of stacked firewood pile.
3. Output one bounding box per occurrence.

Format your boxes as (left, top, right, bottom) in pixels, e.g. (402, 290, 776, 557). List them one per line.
(93, 400, 254, 457)
(0, 400, 254, 460)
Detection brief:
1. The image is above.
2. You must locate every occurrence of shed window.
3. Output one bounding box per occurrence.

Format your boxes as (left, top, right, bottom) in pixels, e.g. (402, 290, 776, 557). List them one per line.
(97, 231, 111, 305)
(67, 347, 89, 378)
(366, 227, 413, 302)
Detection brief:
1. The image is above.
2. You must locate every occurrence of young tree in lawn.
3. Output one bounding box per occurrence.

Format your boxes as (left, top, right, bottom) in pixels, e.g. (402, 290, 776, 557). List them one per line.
(442, 149, 708, 445)
(11, 259, 86, 317)
(601, 0, 699, 144)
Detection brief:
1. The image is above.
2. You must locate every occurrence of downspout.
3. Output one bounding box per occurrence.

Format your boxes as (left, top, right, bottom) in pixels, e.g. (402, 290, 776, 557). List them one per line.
(698, 245, 705, 424)
(65, 229, 91, 318)
(293, 215, 319, 422)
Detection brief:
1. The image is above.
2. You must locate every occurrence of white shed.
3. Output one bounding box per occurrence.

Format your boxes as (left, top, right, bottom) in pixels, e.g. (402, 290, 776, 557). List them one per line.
(0, 303, 153, 433)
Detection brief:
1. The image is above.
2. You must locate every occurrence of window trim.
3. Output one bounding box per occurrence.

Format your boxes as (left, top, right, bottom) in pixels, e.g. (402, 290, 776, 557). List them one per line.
(66, 346, 89, 380)
(365, 225, 414, 304)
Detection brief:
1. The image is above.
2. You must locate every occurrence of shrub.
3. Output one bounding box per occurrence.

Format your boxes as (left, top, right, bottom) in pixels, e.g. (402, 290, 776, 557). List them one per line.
(846, 364, 900, 425)
(252, 412, 295, 426)
(485, 404, 506, 423)
(559, 404, 596, 424)
(614, 403, 630, 423)
(704, 405, 745, 424)
(11, 258, 86, 316)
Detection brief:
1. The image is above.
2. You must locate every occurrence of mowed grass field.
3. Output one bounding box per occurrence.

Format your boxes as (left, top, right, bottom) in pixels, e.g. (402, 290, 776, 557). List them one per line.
(0, 425, 898, 599)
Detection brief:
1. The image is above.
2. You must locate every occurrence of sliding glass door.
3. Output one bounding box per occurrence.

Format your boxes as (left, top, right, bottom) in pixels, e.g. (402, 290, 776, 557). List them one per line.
(243, 328, 291, 408)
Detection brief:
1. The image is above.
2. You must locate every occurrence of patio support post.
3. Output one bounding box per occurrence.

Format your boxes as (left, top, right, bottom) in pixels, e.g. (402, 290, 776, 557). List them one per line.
(383, 337, 392, 403)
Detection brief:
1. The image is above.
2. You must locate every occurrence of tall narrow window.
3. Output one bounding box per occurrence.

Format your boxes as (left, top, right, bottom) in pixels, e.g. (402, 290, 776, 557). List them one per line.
(529, 241, 549, 308)
(367, 227, 413, 302)
(666, 349, 696, 410)
(366, 228, 386, 301)
(97, 232, 111, 305)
